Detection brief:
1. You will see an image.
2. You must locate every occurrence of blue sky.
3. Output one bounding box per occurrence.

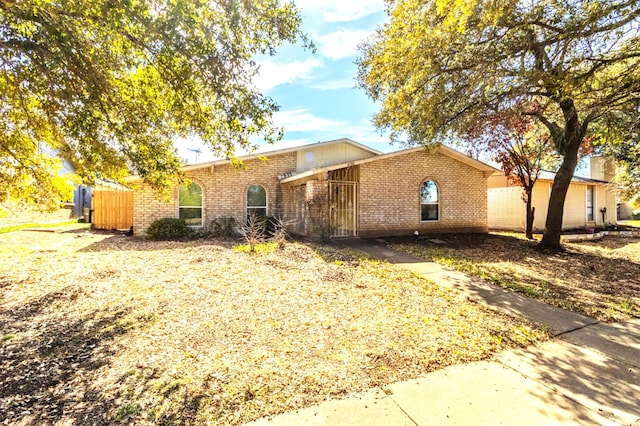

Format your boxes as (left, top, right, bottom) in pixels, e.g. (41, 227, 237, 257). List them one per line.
(173, 2, 595, 177)
(176, 0, 391, 164)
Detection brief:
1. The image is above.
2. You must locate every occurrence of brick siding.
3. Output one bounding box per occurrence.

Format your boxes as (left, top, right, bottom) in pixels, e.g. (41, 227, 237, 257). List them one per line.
(133, 147, 492, 237)
(358, 150, 488, 237)
(133, 153, 297, 235)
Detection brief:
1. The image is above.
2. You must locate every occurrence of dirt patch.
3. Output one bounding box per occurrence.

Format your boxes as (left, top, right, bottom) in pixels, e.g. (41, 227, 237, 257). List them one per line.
(392, 233, 640, 322)
(0, 226, 546, 425)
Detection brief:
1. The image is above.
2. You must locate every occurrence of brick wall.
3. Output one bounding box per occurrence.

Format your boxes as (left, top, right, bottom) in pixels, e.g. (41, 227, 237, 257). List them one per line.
(133, 148, 495, 238)
(358, 150, 489, 237)
(133, 153, 297, 235)
(304, 178, 328, 236)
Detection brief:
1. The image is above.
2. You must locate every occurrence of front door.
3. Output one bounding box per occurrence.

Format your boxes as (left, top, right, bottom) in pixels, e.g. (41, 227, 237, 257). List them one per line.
(328, 181, 357, 237)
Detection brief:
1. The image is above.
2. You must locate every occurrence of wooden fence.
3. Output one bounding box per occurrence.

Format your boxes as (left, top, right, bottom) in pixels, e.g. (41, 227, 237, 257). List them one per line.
(92, 190, 133, 230)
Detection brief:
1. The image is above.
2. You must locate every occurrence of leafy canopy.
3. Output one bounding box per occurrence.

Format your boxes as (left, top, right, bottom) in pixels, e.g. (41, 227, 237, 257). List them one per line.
(1, 0, 308, 209)
(358, 0, 640, 247)
(358, 0, 639, 153)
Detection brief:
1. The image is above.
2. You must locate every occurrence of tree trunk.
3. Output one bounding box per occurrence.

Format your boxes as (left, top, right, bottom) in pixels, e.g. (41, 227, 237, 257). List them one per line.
(540, 104, 583, 248)
(525, 202, 535, 239)
(540, 159, 575, 248)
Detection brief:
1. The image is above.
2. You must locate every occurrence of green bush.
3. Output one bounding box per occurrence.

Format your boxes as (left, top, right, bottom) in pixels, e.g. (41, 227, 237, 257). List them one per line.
(633, 212, 640, 220)
(146, 218, 191, 240)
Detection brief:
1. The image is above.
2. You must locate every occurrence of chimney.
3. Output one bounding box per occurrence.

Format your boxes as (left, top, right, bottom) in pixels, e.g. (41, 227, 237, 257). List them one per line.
(590, 156, 616, 182)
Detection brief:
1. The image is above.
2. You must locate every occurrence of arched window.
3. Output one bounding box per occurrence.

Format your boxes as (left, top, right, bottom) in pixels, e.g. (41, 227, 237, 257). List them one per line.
(421, 180, 439, 221)
(247, 184, 267, 218)
(178, 183, 203, 226)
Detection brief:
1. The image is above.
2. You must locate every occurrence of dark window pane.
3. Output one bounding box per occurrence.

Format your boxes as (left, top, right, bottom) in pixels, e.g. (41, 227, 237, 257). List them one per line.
(179, 184, 202, 207)
(247, 207, 267, 218)
(180, 207, 202, 226)
(247, 185, 266, 207)
(421, 204, 438, 221)
(586, 186, 594, 221)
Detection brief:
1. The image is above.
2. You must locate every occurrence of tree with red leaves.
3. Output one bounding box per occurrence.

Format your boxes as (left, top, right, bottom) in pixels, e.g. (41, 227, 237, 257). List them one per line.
(466, 111, 549, 239)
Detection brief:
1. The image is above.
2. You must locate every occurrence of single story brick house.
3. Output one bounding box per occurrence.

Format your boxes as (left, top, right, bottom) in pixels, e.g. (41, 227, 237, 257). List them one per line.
(128, 138, 498, 238)
(488, 156, 618, 232)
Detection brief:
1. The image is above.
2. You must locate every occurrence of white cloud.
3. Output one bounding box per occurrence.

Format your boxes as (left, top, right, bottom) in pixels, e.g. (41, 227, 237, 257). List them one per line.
(309, 77, 356, 91)
(173, 135, 217, 164)
(253, 58, 322, 92)
(273, 109, 347, 133)
(316, 29, 373, 60)
(272, 110, 394, 151)
(296, 0, 385, 23)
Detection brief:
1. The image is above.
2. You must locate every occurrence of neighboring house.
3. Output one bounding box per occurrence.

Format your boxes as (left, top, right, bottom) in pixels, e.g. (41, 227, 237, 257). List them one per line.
(72, 184, 92, 219)
(488, 156, 617, 232)
(617, 201, 635, 221)
(128, 138, 498, 238)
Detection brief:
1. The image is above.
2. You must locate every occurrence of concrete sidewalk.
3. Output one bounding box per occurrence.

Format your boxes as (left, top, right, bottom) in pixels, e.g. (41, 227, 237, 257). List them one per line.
(246, 239, 640, 425)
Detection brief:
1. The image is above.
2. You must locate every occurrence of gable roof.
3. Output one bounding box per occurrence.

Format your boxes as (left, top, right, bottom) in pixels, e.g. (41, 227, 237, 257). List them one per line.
(280, 144, 499, 183)
(126, 139, 499, 183)
(125, 138, 381, 182)
(537, 170, 611, 185)
(180, 138, 381, 173)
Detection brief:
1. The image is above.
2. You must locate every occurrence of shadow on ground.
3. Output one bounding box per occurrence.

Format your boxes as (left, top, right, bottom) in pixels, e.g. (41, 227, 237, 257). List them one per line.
(385, 233, 640, 321)
(0, 286, 138, 425)
(503, 338, 640, 424)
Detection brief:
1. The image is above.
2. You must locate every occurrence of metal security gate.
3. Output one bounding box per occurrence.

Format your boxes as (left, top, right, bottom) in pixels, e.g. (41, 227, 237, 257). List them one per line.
(329, 181, 357, 237)
(292, 184, 307, 235)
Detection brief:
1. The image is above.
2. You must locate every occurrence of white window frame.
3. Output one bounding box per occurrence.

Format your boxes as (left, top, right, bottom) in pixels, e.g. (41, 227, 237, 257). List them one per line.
(246, 184, 268, 219)
(177, 182, 204, 227)
(420, 180, 440, 222)
(586, 185, 595, 222)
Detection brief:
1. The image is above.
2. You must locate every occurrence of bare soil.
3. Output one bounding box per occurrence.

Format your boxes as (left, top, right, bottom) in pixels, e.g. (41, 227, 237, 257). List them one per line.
(0, 225, 546, 425)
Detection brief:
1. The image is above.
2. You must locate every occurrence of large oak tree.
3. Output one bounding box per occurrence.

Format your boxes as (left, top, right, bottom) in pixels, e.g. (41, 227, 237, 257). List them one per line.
(1, 0, 307, 209)
(358, 0, 640, 248)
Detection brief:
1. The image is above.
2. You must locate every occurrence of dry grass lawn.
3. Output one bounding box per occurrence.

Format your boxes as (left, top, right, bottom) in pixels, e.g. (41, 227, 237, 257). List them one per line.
(0, 225, 546, 425)
(620, 220, 640, 228)
(392, 233, 640, 322)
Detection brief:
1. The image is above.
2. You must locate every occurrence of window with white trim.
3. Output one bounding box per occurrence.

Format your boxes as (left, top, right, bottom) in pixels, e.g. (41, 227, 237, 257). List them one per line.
(178, 183, 203, 226)
(586, 185, 594, 221)
(421, 180, 439, 221)
(247, 184, 267, 218)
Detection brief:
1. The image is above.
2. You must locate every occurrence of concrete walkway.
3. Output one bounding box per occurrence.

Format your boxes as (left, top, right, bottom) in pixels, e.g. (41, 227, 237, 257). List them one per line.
(246, 239, 640, 426)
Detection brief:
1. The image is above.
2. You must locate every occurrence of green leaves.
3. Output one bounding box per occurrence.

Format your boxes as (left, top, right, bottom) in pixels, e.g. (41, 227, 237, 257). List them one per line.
(358, 0, 640, 146)
(359, 0, 640, 247)
(1, 0, 307, 205)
